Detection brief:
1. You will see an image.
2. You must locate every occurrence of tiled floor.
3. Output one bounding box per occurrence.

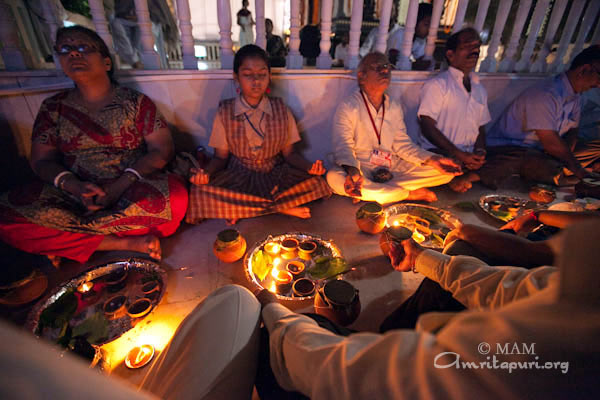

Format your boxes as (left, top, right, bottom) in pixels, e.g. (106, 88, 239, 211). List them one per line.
(2, 177, 574, 387)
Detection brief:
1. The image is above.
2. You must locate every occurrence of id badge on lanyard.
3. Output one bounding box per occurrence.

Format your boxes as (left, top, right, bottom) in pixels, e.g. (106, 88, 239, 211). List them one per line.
(369, 149, 392, 168)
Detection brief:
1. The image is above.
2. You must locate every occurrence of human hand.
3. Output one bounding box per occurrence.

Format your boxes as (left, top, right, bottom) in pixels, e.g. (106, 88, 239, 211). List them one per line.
(443, 227, 464, 247)
(255, 289, 278, 308)
(425, 155, 463, 176)
(189, 167, 210, 185)
(500, 212, 538, 234)
(389, 239, 425, 272)
(96, 180, 129, 209)
(343, 170, 363, 197)
(308, 160, 326, 175)
(455, 150, 485, 170)
(64, 178, 106, 212)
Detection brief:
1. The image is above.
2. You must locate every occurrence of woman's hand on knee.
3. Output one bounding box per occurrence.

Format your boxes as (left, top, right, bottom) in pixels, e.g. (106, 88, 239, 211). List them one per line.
(189, 168, 210, 185)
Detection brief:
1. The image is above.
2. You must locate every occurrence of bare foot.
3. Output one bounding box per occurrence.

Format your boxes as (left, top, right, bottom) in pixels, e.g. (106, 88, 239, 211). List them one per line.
(47, 255, 61, 268)
(449, 172, 479, 193)
(226, 219, 239, 225)
(406, 188, 438, 203)
(98, 234, 161, 260)
(280, 207, 311, 219)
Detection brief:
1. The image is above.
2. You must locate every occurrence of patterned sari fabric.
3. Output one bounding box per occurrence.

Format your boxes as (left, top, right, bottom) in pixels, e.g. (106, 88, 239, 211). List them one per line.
(0, 87, 188, 261)
(186, 97, 331, 221)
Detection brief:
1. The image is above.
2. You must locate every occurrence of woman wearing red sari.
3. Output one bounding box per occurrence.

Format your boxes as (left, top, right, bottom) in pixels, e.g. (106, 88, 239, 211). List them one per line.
(0, 26, 187, 265)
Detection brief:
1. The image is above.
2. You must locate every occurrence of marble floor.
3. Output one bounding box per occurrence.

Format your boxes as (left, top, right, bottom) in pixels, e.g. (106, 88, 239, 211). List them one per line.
(2, 177, 574, 388)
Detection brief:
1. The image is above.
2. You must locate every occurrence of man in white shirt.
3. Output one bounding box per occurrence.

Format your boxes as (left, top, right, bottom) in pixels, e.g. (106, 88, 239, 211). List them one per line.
(418, 28, 492, 193)
(326, 52, 462, 205)
(256, 220, 600, 399)
(482, 45, 600, 187)
(359, 3, 432, 70)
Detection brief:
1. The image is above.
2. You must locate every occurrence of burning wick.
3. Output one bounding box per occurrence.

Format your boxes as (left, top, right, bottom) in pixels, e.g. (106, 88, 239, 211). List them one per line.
(412, 231, 426, 243)
(393, 220, 400, 227)
(77, 282, 94, 294)
(125, 344, 155, 369)
(264, 242, 281, 256)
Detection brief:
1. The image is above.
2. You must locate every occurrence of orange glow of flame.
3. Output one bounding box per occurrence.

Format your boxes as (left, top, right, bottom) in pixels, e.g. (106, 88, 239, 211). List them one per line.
(269, 282, 277, 293)
(412, 231, 426, 243)
(125, 344, 154, 369)
(265, 242, 281, 255)
(77, 282, 93, 293)
(393, 220, 400, 227)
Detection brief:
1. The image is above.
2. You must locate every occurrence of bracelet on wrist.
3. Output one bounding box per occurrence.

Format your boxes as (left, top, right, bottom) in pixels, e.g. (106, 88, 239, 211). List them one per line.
(124, 167, 142, 180)
(54, 171, 74, 189)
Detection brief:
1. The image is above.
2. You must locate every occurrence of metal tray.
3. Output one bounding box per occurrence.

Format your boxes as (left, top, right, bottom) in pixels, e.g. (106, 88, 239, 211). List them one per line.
(385, 203, 462, 249)
(244, 232, 343, 301)
(27, 259, 166, 346)
(479, 194, 539, 222)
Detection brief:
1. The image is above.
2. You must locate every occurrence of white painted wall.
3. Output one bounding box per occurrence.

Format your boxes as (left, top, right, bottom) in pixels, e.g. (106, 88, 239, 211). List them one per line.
(0, 71, 546, 168)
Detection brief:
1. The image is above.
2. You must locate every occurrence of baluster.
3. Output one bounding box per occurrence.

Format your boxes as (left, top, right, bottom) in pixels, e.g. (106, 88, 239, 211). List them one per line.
(530, 0, 568, 73)
(374, 0, 393, 54)
(88, 0, 119, 68)
(346, 0, 364, 69)
(451, 0, 469, 34)
(548, 0, 587, 73)
(0, 0, 27, 70)
(255, 0, 266, 49)
(514, 0, 551, 72)
(133, 0, 160, 69)
(497, 0, 532, 72)
(217, 0, 234, 69)
(176, 0, 196, 69)
(479, 0, 512, 72)
(424, 0, 444, 64)
(473, 0, 491, 33)
(397, 0, 418, 70)
(287, 0, 303, 69)
(40, 0, 62, 69)
(317, 0, 333, 68)
(592, 13, 600, 44)
(569, 0, 600, 65)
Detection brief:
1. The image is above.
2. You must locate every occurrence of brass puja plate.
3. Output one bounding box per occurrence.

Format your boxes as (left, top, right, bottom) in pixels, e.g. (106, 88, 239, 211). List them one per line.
(27, 259, 166, 346)
(479, 194, 540, 223)
(385, 203, 462, 249)
(244, 232, 344, 301)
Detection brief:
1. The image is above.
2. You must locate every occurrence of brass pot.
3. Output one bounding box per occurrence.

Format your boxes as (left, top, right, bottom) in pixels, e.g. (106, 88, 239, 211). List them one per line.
(213, 229, 247, 263)
(356, 202, 386, 234)
(314, 280, 360, 326)
(379, 226, 413, 257)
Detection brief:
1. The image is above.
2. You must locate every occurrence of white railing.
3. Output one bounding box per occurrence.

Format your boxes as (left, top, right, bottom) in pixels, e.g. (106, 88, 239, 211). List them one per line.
(1, 0, 599, 73)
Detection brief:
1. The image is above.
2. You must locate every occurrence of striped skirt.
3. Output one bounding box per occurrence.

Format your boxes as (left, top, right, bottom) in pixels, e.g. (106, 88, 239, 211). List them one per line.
(186, 156, 331, 221)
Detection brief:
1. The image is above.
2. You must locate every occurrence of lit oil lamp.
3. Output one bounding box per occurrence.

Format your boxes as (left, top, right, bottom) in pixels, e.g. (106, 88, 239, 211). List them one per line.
(412, 230, 426, 243)
(264, 242, 281, 256)
(125, 344, 155, 369)
(280, 238, 299, 260)
(286, 261, 306, 279)
(77, 281, 99, 302)
(272, 269, 293, 295)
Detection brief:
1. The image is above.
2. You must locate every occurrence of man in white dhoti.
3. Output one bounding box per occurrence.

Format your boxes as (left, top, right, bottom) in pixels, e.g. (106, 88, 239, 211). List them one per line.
(326, 52, 462, 204)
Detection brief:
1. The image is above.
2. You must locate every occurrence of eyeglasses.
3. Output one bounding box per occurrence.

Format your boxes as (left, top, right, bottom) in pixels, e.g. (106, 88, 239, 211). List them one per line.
(369, 63, 392, 73)
(55, 43, 99, 55)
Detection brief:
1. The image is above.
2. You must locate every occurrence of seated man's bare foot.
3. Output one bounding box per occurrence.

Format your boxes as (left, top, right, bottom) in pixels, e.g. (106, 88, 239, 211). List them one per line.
(280, 207, 311, 219)
(226, 219, 239, 225)
(449, 172, 479, 193)
(406, 188, 438, 203)
(47, 255, 61, 268)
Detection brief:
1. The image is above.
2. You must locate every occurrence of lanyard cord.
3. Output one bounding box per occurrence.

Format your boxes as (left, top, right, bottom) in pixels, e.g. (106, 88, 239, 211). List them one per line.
(360, 90, 384, 145)
(244, 111, 266, 139)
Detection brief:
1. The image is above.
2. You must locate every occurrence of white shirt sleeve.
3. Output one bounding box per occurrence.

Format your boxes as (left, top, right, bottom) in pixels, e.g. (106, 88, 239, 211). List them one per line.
(418, 78, 445, 122)
(359, 28, 377, 58)
(332, 100, 361, 169)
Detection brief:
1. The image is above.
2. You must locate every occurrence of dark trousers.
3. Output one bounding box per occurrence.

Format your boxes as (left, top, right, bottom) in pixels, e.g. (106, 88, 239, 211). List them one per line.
(255, 313, 353, 400)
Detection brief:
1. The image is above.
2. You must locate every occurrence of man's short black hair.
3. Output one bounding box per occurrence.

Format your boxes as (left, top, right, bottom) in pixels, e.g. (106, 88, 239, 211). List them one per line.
(570, 45, 600, 70)
(446, 27, 480, 54)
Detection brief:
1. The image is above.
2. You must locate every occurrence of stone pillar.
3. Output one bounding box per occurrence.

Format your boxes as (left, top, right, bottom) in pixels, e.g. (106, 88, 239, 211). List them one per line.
(451, 0, 469, 34)
(497, 0, 532, 72)
(88, 0, 119, 68)
(316, 0, 333, 69)
(424, 0, 444, 65)
(479, 0, 512, 72)
(397, 0, 418, 70)
(473, 0, 490, 33)
(346, 0, 364, 70)
(40, 0, 62, 69)
(514, 0, 551, 72)
(530, 0, 568, 73)
(133, 0, 160, 69)
(566, 0, 599, 70)
(176, 0, 197, 69)
(255, 0, 266, 49)
(374, 0, 393, 54)
(217, 0, 234, 69)
(287, 0, 303, 69)
(0, 1, 27, 70)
